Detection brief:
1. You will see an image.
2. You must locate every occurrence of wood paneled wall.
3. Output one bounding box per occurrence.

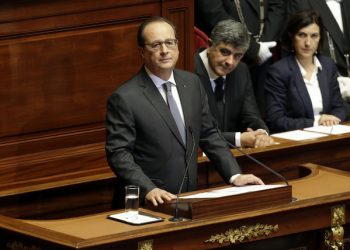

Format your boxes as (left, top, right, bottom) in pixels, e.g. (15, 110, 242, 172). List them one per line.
(0, 0, 194, 217)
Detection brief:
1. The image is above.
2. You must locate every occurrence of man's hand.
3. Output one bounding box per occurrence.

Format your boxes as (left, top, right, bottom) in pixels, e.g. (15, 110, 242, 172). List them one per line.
(338, 76, 350, 101)
(318, 114, 340, 126)
(233, 174, 264, 186)
(254, 133, 274, 148)
(241, 128, 274, 148)
(145, 188, 176, 206)
(258, 41, 276, 65)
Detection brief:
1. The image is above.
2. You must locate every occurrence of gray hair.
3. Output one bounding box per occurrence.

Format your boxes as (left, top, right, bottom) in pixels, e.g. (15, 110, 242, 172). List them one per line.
(210, 19, 250, 50)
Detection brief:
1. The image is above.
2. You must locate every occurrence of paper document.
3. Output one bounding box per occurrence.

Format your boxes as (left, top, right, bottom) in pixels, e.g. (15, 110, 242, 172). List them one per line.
(108, 212, 163, 225)
(304, 124, 350, 135)
(180, 185, 285, 199)
(271, 130, 328, 141)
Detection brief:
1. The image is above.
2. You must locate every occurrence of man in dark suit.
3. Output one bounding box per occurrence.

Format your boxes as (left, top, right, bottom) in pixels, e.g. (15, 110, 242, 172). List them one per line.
(287, 0, 350, 119)
(105, 17, 263, 208)
(195, 0, 285, 118)
(195, 19, 274, 148)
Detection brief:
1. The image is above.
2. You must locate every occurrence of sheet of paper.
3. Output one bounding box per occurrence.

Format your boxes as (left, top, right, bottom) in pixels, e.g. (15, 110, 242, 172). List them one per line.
(108, 212, 163, 225)
(180, 184, 285, 199)
(304, 124, 350, 135)
(271, 130, 328, 141)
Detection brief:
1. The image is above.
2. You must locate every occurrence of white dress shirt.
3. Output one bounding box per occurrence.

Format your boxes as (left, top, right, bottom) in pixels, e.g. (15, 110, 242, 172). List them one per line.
(145, 66, 185, 123)
(296, 56, 323, 126)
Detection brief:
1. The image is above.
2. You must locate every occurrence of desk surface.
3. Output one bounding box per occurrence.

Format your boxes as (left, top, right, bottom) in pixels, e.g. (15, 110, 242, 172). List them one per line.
(198, 125, 350, 188)
(15, 164, 350, 249)
(200, 125, 350, 163)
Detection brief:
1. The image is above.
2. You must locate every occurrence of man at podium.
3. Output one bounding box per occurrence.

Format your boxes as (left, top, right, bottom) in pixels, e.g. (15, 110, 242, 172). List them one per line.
(105, 16, 263, 209)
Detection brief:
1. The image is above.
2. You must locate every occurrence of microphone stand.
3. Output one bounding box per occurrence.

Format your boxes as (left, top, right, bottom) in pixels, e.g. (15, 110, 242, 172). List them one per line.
(214, 120, 290, 186)
(169, 127, 195, 222)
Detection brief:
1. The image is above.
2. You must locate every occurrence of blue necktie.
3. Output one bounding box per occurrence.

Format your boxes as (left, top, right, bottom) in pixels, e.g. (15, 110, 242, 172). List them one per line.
(164, 82, 186, 145)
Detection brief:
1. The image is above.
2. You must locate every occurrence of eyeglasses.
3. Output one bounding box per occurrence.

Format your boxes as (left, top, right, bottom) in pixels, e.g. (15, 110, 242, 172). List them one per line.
(144, 39, 178, 51)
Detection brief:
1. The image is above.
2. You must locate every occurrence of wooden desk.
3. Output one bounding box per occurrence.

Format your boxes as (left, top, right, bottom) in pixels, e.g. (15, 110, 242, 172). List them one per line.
(1, 164, 350, 249)
(198, 128, 350, 188)
(1, 128, 349, 221)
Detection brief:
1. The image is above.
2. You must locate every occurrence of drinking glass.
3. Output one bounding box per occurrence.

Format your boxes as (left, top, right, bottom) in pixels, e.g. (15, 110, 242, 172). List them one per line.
(125, 185, 139, 220)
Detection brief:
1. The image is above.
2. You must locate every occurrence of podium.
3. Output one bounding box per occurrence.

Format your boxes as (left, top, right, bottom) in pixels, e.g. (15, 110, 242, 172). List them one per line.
(148, 184, 292, 219)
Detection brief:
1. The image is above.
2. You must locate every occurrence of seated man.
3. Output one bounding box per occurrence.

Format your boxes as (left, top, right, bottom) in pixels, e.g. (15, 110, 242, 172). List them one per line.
(195, 0, 286, 118)
(195, 19, 274, 148)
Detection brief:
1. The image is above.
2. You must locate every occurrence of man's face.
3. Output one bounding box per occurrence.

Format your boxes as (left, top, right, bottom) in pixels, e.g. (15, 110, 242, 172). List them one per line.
(207, 42, 246, 76)
(140, 21, 179, 79)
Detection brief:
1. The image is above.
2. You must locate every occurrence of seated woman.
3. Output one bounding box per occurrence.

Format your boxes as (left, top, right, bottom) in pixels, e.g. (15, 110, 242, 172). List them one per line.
(265, 11, 345, 133)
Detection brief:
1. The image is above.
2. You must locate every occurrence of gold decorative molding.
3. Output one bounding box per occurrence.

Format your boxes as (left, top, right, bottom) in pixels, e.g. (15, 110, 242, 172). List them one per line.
(205, 223, 279, 245)
(6, 241, 41, 250)
(138, 239, 153, 250)
(331, 205, 345, 227)
(324, 204, 346, 249)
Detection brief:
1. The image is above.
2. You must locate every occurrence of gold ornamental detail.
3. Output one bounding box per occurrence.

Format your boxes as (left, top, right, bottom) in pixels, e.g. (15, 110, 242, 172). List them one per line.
(205, 223, 279, 245)
(138, 239, 153, 250)
(324, 205, 346, 250)
(331, 205, 345, 227)
(6, 241, 41, 250)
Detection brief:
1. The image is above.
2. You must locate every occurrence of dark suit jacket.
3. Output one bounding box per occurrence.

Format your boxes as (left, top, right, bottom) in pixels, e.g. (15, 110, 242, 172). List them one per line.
(195, 0, 285, 64)
(265, 54, 346, 132)
(105, 67, 241, 202)
(287, 0, 350, 77)
(195, 52, 269, 145)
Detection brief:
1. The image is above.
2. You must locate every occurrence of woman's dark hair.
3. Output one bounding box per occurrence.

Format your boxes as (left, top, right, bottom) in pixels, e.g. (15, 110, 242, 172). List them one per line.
(283, 10, 324, 53)
(137, 16, 177, 47)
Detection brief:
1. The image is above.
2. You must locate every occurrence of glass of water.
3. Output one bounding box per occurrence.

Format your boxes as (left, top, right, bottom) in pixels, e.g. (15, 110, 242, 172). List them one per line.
(125, 185, 139, 220)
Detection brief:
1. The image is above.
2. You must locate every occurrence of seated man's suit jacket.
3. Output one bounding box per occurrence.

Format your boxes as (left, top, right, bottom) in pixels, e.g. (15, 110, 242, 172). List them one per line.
(265, 54, 346, 132)
(105, 67, 241, 204)
(195, 52, 269, 145)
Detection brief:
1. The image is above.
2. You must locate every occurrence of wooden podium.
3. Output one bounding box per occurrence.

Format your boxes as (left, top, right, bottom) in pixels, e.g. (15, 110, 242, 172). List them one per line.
(148, 184, 292, 220)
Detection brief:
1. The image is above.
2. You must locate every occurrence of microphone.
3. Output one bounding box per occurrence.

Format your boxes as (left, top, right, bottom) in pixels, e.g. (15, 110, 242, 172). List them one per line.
(169, 126, 196, 222)
(213, 120, 289, 186)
